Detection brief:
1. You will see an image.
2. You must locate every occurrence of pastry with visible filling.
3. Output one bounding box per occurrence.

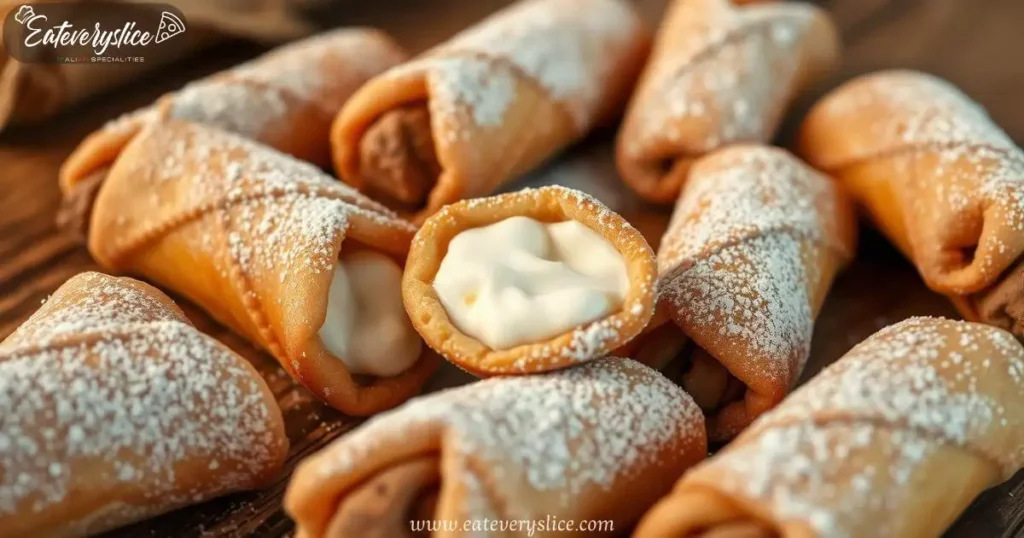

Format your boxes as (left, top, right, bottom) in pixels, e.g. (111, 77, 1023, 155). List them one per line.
(635, 317, 1024, 538)
(403, 186, 657, 375)
(83, 119, 439, 415)
(58, 28, 406, 239)
(616, 0, 838, 203)
(799, 70, 1024, 339)
(630, 145, 856, 441)
(285, 358, 707, 538)
(331, 0, 650, 221)
(0, 272, 288, 537)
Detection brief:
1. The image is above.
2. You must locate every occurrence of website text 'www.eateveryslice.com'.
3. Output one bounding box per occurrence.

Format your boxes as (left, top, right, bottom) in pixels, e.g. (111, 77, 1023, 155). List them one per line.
(410, 517, 615, 536)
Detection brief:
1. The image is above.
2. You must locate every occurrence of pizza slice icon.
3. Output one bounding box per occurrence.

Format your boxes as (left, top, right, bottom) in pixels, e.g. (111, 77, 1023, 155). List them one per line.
(155, 11, 186, 44)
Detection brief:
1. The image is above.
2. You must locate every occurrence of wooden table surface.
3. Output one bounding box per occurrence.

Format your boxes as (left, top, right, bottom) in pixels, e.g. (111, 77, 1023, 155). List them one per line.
(1, 0, 1022, 536)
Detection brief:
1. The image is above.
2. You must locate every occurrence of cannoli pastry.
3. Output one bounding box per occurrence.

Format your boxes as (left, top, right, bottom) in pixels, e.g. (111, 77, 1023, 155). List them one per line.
(331, 0, 649, 221)
(403, 186, 657, 376)
(635, 317, 1024, 538)
(58, 27, 407, 238)
(0, 272, 288, 537)
(0, 0, 318, 132)
(83, 119, 439, 415)
(616, 0, 839, 203)
(286, 358, 707, 538)
(799, 70, 1024, 338)
(634, 146, 856, 441)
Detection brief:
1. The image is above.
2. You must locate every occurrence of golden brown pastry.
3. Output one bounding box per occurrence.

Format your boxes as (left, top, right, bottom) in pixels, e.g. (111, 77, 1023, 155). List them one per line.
(331, 0, 650, 221)
(403, 185, 658, 376)
(616, 0, 839, 203)
(84, 119, 439, 416)
(799, 70, 1024, 338)
(633, 145, 856, 441)
(0, 272, 288, 537)
(286, 357, 707, 538)
(0, 0, 317, 132)
(58, 27, 406, 238)
(635, 317, 1024, 538)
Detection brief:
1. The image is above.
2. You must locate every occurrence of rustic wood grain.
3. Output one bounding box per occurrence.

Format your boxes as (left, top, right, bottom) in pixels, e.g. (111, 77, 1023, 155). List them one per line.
(0, 0, 1022, 536)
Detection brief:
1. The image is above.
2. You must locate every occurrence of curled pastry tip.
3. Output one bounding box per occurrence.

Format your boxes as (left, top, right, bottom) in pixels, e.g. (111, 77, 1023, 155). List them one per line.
(799, 69, 1024, 335)
(286, 358, 707, 538)
(636, 317, 1024, 538)
(616, 0, 839, 203)
(648, 145, 855, 441)
(0, 271, 288, 536)
(83, 119, 438, 416)
(332, 0, 649, 221)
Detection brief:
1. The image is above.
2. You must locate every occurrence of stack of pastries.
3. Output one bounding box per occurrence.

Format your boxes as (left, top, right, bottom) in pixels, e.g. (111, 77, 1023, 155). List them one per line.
(2, 0, 1019, 536)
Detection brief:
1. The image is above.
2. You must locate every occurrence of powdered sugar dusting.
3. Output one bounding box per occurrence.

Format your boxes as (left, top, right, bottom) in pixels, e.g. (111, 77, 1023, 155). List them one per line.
(627, 0, 828, 156)
(699, 423, 935, 538)
(428, 56, 516, 137)
(0, 273, 283, 525)
(816, 72, 1024, 288)
(657, 147, 850, 378)
(111, 121, 415, 282)
(685, 317, 1024, 538)
(405, 0, 641, 133)
(752, 317, 1024, 475)
(115, 29, 403, 142)
(824, 72, 1018, 156)
(316, 358, 703, 506)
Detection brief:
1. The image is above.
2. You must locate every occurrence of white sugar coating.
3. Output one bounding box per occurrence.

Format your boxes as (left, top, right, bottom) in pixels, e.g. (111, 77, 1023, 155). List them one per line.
(434, 0, 641, 131)
(227, 28, 403, 103)
(817, 72, 1024, 288)
(751, 317, 1024, 476)
(414, 186, 654, 370)
(688, 317, 1024, 537)
(0, 273, 282, 520)
(657, 147, 849, 376)
(826, 72, 1019, 155)
(119, 122, 415, 284)
(170, 82, 290, 140)
(1, 274, 181, 350)
(627, 1, 824, 156)
(124, 28, 402, 141)
(698, 422, 936, 538)
(427, 56, 516, 134)
(316, 358, 703, 505)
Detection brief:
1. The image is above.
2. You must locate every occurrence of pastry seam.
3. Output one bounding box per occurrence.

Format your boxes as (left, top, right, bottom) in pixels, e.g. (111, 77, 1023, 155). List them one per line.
(0, 320, 196, 359)
(102, 186, 391, 265)
(815, 141, 1024, 174)
(641, 13, 816, 126)
(433, 48, 581, 136)
(216, 199, 287, 360)
(743, 415, 1005, 482)
(660, 222, 852, 279)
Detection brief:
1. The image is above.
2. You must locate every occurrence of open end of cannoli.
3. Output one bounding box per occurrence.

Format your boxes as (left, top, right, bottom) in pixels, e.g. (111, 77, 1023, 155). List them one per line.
(56, 167, 109, 242)
(318, 246, 424, 378)
(633, 323, 750, 442)
(432, 215, 630, 351)
(325, 456, 440, 538)
(619, 148, 699, 205)
(357, 104, 441, 214)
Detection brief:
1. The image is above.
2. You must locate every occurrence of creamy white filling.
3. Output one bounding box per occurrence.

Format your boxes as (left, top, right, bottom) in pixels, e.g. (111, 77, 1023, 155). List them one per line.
(319, 250, 422, 377)
(433, 216, 629, 350)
